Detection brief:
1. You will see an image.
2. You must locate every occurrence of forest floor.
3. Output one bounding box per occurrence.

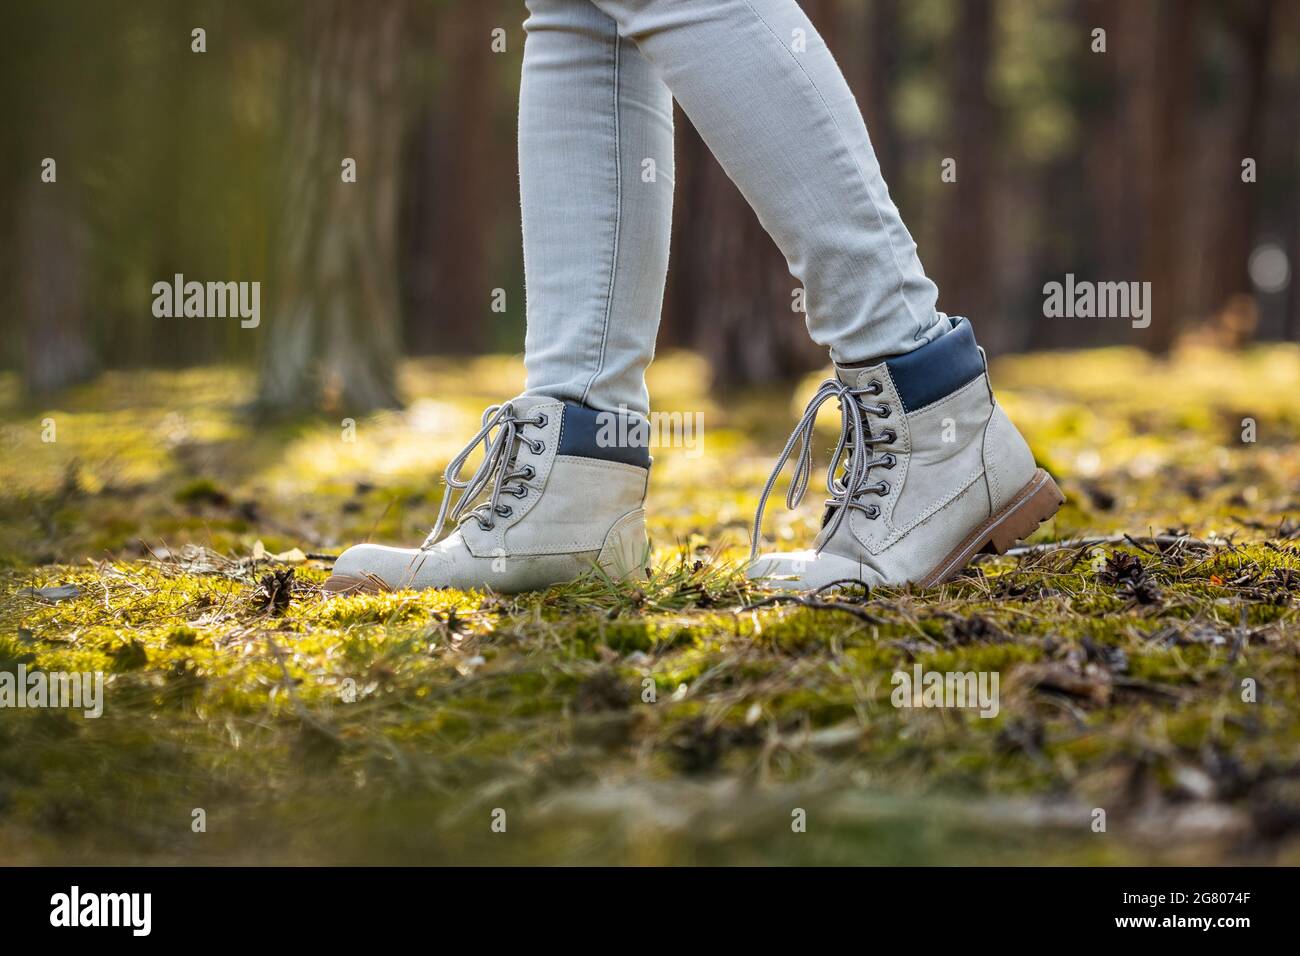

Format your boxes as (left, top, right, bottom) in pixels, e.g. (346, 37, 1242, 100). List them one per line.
(2, 344, 1300, 864)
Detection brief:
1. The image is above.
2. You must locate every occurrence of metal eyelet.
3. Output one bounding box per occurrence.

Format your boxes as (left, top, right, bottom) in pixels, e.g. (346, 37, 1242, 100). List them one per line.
(478, 518, 496, 531)
(867, 379, 882, 395)
(882, 429, 897, 444)
(875, 480, 891, 496)
(511, 485, 528, 498)
(865, 505, 881, 519)
(874, 403, 891, 417)
(532, 413, 548, 428)
(495, 505, 513, 518)
(882, 453, 897, 469)
(521, 465, 536, 480)
(527, 439, 545, 454)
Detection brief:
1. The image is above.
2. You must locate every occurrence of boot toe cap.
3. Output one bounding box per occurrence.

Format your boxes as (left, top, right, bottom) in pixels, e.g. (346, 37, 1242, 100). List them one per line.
(328, 543, 437, 592)
(748, 549, 884, 592)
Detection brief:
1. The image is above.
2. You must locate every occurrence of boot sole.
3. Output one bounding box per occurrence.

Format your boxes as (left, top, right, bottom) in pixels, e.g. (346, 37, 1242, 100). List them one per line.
(321, 555, 648, 597)
(918, 468, 1065, 588)
(322, 573, 387, 595)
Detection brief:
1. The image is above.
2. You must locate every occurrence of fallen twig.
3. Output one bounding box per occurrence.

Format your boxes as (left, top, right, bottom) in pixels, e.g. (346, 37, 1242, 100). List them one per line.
(983, 533, 1231, 560)
(738, 594, 887, 624)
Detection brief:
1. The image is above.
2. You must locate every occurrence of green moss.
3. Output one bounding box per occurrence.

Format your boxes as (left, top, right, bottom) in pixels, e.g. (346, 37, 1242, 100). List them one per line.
(2, 347, 1299, 864)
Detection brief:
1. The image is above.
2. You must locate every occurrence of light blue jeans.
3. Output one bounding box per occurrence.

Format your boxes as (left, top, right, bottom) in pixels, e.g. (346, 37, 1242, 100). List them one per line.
(520, 0, 946, 417)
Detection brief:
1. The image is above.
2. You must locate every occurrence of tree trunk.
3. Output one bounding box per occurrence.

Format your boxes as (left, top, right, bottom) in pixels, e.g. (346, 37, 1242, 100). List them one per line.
(1137, 0, 1197, 353)
(860, 0, 903, 186)
(8, 0, 98, 394)
(401, 2, 508, 356)
(934, 0, 997, 344)
(1203, 0, 1273, 327)
(19, 178, 97, 395)
(256, 0, 406, 417)
(1082, 0, 1141, 289)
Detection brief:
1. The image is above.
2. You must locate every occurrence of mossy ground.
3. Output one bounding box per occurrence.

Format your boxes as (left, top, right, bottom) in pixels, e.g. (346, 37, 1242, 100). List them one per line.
(2, 345, 1299, 864)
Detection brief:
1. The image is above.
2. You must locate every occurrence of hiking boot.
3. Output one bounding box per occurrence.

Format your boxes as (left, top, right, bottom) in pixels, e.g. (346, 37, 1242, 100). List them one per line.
(325, 395, 650, 594)
(748, 317, 1063, 591)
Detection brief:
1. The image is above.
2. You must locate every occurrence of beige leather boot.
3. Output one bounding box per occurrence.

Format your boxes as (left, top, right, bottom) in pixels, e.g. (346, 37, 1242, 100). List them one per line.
(749, 317, 1063, 591)
(326, 395, 650, 594)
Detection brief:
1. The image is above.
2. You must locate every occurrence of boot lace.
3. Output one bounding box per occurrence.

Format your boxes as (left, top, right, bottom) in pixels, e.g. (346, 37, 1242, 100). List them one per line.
(421, 402, 549, 548)
(751, 378, 895, 559)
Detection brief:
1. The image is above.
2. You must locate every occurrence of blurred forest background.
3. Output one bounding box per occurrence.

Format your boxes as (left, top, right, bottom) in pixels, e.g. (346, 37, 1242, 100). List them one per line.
(6, 0, 1300, 867)
(2, 0, 1299, 407)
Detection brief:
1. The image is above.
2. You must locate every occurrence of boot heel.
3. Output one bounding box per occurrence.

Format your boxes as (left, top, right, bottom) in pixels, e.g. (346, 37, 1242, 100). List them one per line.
(920, 468, 1065, 586)
(323, 572, 386, 595)
(596, 508, 650, 580)
(985, 469, 1065, 554)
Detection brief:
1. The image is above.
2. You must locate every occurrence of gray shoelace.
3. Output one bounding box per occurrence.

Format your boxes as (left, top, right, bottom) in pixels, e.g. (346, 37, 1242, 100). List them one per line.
(421, 402, 547, 549)
(751, 378, 893, 559)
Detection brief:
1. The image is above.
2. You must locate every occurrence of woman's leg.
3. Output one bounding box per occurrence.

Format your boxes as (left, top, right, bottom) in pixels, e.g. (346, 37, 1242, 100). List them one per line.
(587, 0, 946, 363)
(578, 0, 1063, 589)
(520, 0, 675, 419)
(326, 0, 666, 594)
